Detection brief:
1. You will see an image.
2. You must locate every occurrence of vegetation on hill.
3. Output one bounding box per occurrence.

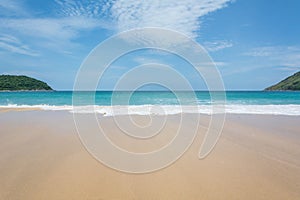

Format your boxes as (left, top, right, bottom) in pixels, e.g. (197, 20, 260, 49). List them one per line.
(265, 71, 300, 91)
(0, 75, 53, 91)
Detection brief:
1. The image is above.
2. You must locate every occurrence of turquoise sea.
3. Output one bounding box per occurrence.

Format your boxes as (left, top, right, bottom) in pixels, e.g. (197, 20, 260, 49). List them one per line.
(0, 91, 300, 105)
(0, 91, 300, 115)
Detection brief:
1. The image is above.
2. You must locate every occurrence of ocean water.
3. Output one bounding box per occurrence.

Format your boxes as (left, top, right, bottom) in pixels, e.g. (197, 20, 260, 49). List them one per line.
(0, 91, 300, 115)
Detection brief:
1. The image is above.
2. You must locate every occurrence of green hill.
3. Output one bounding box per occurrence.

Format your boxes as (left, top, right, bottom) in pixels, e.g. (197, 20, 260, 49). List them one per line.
(265, 71, 300, 91)
(0, 75, 53, 91)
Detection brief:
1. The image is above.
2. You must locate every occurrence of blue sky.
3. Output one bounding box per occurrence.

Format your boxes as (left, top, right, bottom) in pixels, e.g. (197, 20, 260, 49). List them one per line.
(0, 0, 299, 90)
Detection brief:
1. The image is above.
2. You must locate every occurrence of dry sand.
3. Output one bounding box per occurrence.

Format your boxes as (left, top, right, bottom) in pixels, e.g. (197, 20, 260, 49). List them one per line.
(0, 110, 299, 200)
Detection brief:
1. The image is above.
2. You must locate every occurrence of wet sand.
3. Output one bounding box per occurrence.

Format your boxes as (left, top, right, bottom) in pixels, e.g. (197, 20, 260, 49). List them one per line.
(0, 110, 299, 199)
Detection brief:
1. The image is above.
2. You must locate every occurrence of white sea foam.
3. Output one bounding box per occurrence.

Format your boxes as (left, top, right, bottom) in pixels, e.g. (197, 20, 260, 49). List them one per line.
(1, 104, 300, 116)
(0, 104, 73, 111)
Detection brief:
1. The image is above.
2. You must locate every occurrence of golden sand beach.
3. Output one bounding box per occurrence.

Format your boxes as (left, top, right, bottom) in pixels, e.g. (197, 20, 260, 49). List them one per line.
(0, 110, 299, 199)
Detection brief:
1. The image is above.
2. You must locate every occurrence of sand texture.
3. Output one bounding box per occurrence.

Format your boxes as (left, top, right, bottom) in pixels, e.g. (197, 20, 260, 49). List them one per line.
(0, 110, 299, 200)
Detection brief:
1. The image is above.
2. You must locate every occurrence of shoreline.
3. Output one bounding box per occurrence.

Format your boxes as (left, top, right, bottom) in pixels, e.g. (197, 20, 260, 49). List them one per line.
(1, 104, 300, 116)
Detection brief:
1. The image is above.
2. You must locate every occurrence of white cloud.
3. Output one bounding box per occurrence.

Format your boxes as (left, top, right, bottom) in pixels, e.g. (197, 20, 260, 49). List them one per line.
(0, 17, 106, 55)
(55, 0, 113, 18)
(0, 34, 38, 56)
(134, 56, 166, 65)
(0, 0, 111, 54)
(0, 0, 28, 17)
(55, 0, 233, 38)
(54, 0, 233, 39)
(212, 61, 228, 67)
(0, 0, 234, 56)
(245, 46, 300, 68)
(195, 61, 227, 68)
(0, 17, 101, 41)
(110, 0, 233, 39)
(244, 46, 279, 57)
(204, 40, 233, 52)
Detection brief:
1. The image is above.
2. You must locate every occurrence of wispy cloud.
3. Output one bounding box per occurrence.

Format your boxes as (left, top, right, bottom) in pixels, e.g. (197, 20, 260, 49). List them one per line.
(110, 0, 233, 39)
(0, 17, 101, 41)
(244, 46, 300, 69)
(204, 40, 233, 52)
(54, 0, 233, 39)
(0, 0, 110, 55)
(0, 34, 38, 56)
(212, 61, 228, 67)
(0, 0, 28, 17)
(244, 46, 279, 57)
(0, 0, 234, 57)
(134, 56, 166, 65)
(55, 0, 113, 18)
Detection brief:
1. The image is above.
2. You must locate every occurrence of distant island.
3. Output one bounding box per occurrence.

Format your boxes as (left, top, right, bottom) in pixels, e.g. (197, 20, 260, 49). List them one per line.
(0, 75, 53, 91)
(265, 71, 300, 91)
